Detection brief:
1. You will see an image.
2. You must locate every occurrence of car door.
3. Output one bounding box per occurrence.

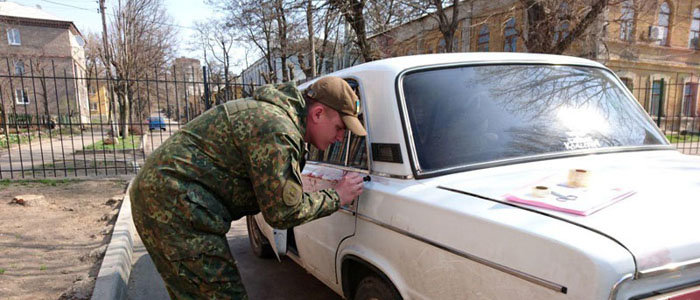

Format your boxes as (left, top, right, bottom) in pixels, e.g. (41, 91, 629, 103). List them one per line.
(252, 79, 369, 280)
(292, 79, 369, 287)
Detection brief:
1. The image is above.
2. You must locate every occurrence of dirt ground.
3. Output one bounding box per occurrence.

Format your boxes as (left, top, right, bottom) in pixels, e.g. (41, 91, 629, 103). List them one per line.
(0, 179, 128, 300)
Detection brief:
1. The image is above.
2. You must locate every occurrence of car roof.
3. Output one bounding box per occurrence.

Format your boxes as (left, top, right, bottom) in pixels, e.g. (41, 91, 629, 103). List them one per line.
(300, 52, 607, 89)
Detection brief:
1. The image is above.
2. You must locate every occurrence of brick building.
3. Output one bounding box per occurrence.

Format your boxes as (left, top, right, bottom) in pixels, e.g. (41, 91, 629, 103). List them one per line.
(0, 1, 89, 124)
(370, 0, 700, 133)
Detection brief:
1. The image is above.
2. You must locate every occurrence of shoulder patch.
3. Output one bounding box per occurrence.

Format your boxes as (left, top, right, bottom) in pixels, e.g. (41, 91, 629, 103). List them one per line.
(282, 180, 302, 206)
(225, 99, 260, 116)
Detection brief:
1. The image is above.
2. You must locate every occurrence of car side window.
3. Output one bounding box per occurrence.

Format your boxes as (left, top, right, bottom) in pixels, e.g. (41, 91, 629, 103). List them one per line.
(307, 79, 368, 170)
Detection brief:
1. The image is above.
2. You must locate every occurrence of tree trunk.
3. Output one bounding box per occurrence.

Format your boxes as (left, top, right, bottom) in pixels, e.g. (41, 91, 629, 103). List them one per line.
(118, 89, 129, 139)
(307, 0, 317, 78)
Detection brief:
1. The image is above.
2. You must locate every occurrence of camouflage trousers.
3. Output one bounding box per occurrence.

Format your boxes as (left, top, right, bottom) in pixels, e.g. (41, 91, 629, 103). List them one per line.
(130, 174, 249, 300)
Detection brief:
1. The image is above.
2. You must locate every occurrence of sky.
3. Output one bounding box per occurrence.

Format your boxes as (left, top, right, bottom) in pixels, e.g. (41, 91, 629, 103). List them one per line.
(9, 0, 245, 72)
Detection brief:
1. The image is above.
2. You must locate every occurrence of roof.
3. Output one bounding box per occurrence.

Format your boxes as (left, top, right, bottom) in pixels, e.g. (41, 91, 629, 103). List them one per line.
(301, 52, 607, 88)
(0, 2, 68, 22)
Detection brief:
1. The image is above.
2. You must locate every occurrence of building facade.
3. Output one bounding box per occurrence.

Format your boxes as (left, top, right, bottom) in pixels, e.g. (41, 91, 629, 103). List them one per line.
(371, 0, 700, 133)
(0, 1, 89, 124)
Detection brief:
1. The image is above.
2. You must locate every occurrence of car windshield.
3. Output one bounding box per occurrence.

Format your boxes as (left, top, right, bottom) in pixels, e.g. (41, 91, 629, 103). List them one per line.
(401, 64, 667, 172)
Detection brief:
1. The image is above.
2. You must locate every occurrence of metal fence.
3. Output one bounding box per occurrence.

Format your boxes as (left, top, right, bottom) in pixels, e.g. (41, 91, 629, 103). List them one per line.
(0, 57, 258, 179)
(2, 57, 699, 179)
(624, 72, 700, 155)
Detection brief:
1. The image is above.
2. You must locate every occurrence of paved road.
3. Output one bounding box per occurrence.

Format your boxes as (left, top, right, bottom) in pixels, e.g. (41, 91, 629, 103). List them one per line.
(126, 218, 341, 300)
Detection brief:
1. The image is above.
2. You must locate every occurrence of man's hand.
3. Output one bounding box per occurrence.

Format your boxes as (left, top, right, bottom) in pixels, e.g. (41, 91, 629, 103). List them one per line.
(335, 172, 364, 206)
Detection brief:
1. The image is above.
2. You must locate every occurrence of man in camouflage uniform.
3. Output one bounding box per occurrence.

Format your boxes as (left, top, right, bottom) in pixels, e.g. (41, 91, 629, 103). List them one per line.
(130, 76, 366, 299)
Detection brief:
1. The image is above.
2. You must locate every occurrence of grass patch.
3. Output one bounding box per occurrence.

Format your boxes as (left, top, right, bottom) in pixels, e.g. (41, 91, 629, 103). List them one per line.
(0, 133, 39, 149)
(0, 268, 5, 274)
(0, 179, 78, 187)
(39, 265, 46, 271)
(666, 134, 700, 143)
(84, 135, 142, 151)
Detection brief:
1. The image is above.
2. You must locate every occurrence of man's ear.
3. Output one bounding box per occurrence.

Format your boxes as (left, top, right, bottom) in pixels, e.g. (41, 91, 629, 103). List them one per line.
(308, 104, 325, 124)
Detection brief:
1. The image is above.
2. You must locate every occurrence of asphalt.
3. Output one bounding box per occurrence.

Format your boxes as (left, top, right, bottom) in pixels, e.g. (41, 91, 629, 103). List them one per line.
(126, 218, 342, 300)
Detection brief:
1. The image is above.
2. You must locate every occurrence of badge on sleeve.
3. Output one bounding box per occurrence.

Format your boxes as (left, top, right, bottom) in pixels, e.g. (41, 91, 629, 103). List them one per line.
(283, 180, 302, 206)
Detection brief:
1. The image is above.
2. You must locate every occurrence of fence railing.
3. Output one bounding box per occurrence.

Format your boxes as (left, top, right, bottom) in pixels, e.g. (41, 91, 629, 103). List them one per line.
(2, 57, 699, 179)
(624, 72, 700, 155)
(0, 57, 259, 179)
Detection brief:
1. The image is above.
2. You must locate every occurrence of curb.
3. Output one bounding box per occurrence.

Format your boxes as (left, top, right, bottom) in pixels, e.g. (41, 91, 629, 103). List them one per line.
(91, 180, 137, 300)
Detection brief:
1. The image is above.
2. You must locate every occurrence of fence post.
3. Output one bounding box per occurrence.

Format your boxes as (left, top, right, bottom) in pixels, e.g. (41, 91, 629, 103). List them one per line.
(203, 66, 211, 110)
(657, 79, 665, 128)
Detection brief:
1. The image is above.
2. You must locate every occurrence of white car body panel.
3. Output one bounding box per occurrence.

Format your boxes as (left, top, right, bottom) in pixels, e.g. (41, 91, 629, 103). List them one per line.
(251, 53, 700, 299)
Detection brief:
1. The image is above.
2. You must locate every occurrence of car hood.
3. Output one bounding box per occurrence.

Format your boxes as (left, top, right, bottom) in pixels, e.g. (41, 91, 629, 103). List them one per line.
(436, 150, 700, 274)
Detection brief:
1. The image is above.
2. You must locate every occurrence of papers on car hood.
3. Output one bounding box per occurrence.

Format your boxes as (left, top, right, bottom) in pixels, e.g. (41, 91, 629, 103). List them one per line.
(436, 150, 700, 273)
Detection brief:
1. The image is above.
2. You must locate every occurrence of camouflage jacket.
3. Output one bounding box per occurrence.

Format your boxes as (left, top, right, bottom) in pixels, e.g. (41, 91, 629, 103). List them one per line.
(136, 82, 340, 229)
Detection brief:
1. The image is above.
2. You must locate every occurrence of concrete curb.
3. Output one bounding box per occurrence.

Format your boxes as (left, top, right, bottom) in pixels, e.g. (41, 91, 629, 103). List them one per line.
(91, 180, 136, 300)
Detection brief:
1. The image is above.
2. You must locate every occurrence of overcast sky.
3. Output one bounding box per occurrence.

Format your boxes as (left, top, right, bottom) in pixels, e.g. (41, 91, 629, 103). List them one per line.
(10, 0, 246, 72)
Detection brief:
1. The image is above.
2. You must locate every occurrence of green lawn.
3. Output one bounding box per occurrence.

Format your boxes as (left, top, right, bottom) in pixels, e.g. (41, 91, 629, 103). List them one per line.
(666, 134, 700, 143)
(0, 133, 39, 149)
(0, 128, 82, 149)
(84, 135, 142, 151)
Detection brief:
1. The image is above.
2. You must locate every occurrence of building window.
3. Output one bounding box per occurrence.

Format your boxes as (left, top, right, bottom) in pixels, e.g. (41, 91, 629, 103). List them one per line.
(621, 77, 634, 92)
(437, 38, 446, 52)
(6, 28, 21, 45)
(650, 79, 664, 116)
(503, 18, 517, 52)
(477, 25, 490, 51)
(690, 8, 700, 49)
(15, 89, 29, 105)
(620, 0, 634, 41)
(682, 82, 698, 117)
(90, 102, 98, 110)
(553, 2, 570, 44)
(554, 22, 570, 43)
(657, 2, 670, 46)
(14, 60, 24, 76)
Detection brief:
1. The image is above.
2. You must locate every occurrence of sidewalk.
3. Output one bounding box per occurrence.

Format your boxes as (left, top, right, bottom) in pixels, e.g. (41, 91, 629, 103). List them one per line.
(126, 219, 340, 300)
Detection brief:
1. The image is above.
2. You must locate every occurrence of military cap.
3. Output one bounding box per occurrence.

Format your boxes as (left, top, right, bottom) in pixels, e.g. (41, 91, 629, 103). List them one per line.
(305, 76, 367, 136)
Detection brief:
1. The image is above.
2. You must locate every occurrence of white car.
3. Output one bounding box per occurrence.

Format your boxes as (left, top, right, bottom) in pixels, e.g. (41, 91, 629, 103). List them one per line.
(246, 53, 700, 300)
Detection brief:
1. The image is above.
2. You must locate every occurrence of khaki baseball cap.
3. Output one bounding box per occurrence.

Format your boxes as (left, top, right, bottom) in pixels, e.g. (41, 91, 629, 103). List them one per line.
(305, 76, 367, 136)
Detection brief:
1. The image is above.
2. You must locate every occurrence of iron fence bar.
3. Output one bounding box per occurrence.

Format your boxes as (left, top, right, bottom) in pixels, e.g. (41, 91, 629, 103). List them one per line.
(50, 61, 68, 177)
(28, 60, 47, 177)
(132, 73, 142, 172)
(5, 58, 26, 178)
(73, 69, 89, 176)
(0, 89, 14, 179)
(93, 63, 109, 176)
(119, 75, 129, 175)
(203, 66, 210, 110)
(41, 69, 58, 177)
(108, 76, 120, 176)
(145, 71, 155, 155)
(62, 68, 79, 176)
(85, 73, 98, 176)
(17, 61, 36, 177)
(164, 68, 174, 143)
(153, 68, 165, 154)
(173, 66, 182, 128)
(0, 73, 215, 85)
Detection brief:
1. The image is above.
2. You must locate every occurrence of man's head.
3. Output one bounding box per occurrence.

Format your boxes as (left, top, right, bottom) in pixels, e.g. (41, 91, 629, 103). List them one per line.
(303, 76, 367, 150)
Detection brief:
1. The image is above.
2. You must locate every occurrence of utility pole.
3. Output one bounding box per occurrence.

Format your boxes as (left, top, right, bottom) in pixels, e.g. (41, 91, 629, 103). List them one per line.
(99, 0, 119, 144)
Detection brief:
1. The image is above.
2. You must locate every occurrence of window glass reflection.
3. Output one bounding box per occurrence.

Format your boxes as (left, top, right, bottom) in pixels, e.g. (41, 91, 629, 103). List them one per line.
(402, 65, 667, 172)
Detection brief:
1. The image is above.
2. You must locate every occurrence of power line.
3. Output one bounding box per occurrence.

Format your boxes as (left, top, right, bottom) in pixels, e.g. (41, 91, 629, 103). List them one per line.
(37, 0, 198, 30)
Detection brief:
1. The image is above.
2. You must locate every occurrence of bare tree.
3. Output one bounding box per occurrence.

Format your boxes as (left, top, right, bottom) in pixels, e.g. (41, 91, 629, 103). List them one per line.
(402, 0, 461, 53)
(107, 0, 177, 138)
(329, 0, 374, 61)
(193, 19, 237, 103)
